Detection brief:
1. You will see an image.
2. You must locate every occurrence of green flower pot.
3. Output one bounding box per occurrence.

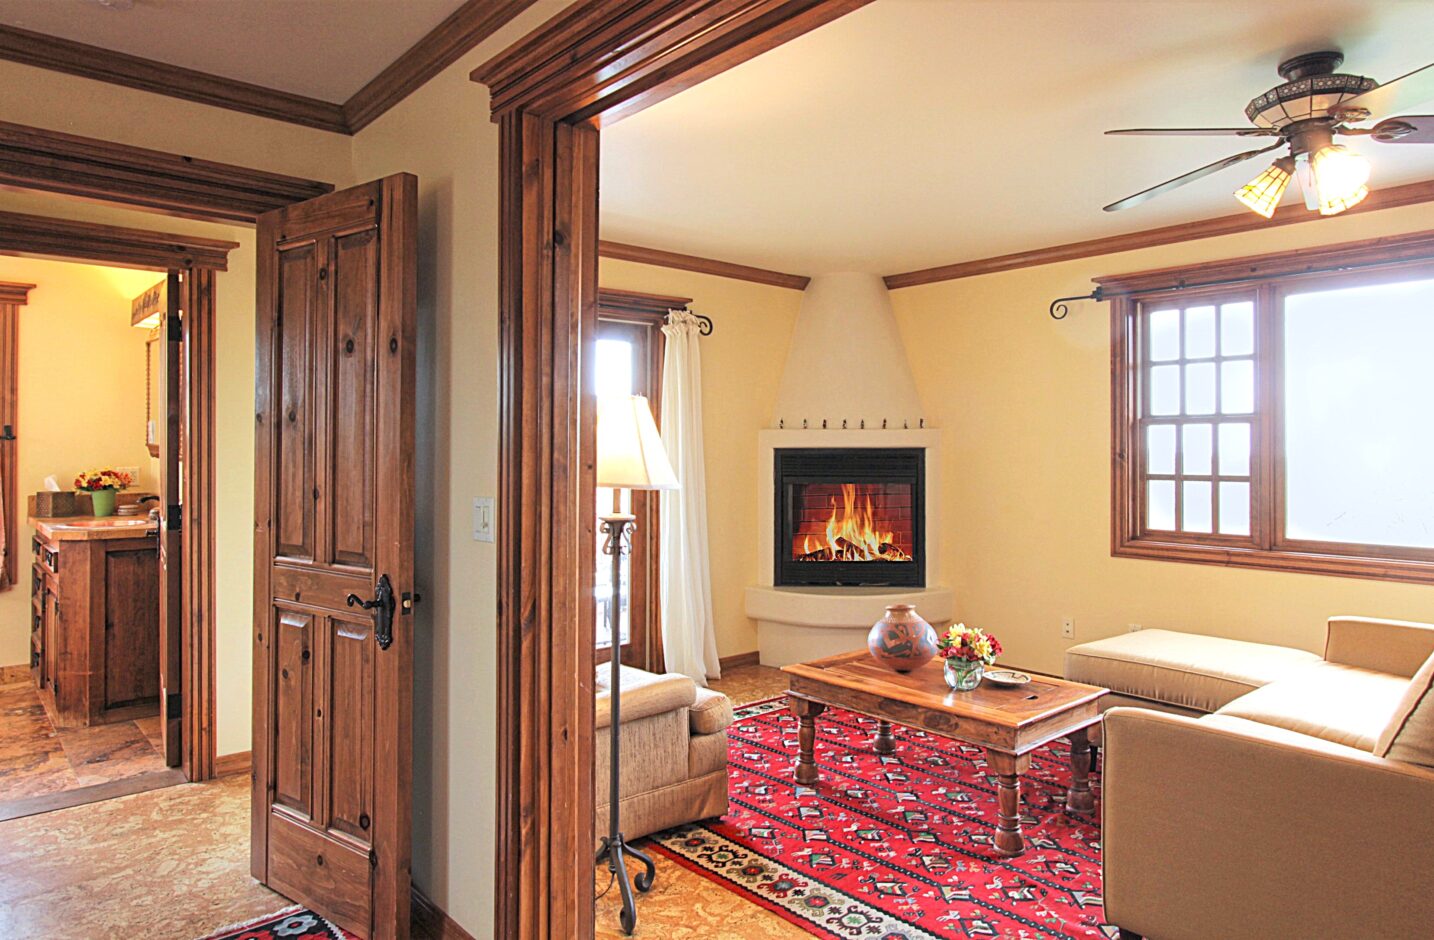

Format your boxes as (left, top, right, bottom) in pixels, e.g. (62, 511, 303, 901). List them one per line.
(90, 488, 117, 517)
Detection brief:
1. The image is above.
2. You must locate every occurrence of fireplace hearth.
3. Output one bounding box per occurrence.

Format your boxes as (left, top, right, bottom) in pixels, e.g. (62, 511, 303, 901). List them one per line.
(775, 448, 925, 587)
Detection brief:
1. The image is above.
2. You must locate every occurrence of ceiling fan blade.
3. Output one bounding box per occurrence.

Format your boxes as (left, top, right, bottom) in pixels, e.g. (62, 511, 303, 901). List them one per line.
(1103, 141, 1285, 212)
(1106, 127, 1278, 137)
(1369, 115, 1434, 144)
(1334, 61, 1434, 122)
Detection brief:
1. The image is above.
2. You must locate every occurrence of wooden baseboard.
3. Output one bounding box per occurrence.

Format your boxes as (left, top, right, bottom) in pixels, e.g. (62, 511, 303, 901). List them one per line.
(214, 750, 251, 777)
(411, 886, 474, 940)
(0, 662, 29, 684)
(719, 650, 761, 670)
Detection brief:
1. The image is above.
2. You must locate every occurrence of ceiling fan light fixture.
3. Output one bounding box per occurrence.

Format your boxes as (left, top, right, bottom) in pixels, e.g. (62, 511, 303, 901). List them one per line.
(1234, 157, 1296, 218)
(1309, 144, 1371, 215)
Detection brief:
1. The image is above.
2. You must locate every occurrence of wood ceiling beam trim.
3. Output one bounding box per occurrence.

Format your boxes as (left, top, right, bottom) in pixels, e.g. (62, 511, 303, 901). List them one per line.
(344, 0, 544, 133)
(0, 121, 334, 224)
(0, 209, 239, 271)
(0, 24, 349, 134)
(883, 177, 1434, 290)
(599, 240, 810, 289)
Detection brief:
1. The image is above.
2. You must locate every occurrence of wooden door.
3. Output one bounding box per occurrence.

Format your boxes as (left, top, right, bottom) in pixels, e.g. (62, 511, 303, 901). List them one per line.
(157, 271, 183, 767)
(252, 175, 417, 939)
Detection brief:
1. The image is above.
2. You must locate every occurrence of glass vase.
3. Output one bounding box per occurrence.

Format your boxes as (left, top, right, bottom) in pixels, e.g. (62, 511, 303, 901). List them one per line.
(943, 659, 984, 692)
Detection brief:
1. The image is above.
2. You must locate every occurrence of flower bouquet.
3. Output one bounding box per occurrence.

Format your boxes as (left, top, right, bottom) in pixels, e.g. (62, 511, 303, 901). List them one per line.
(937, 622, 1003, 691)
(74, 468, 133, 518)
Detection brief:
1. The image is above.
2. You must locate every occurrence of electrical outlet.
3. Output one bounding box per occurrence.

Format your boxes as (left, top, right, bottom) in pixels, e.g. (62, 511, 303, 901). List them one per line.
(1128, 623, 1143, 633)
(1061, 617, 1075, 640)
(472, 497, 495, 542)
(118, 466, 140, 482)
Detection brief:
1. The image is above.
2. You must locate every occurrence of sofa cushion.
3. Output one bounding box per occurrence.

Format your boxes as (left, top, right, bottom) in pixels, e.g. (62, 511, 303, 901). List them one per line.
(1375, 651, 1434, 768)
(690, 687, 734, 735)
(1216, 661, 1410, 751)
(1064, 629, 1321, 714)
(595, 665, 696, 730)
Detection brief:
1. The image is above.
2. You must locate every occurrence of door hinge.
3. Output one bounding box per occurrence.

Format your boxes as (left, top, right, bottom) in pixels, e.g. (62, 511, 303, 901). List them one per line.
(166, 692, 182, 720)
(167, 312, 183, 341)
(368, 848, 378, 869)
(167, 504, 182, 530)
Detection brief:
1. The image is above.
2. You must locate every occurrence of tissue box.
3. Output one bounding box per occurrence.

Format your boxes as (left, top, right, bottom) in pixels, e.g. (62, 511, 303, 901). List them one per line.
(33, 491, 80, 517)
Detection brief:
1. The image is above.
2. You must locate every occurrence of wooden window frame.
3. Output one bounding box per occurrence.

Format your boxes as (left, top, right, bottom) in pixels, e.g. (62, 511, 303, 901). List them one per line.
(1110, 229, 1434, 584)
(593, 288, 688, 674)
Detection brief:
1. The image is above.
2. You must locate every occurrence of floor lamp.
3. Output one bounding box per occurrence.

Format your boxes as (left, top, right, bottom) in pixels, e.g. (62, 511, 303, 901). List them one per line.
(595, 394, 679, 935)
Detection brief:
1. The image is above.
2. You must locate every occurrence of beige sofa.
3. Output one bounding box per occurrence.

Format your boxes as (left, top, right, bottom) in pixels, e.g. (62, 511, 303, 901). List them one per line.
(1069, 618, 1434, 940)
(595, 665, 733, 848)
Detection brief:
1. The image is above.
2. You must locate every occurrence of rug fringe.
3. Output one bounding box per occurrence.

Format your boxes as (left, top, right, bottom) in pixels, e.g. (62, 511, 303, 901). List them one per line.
(193, 904, 303, 940)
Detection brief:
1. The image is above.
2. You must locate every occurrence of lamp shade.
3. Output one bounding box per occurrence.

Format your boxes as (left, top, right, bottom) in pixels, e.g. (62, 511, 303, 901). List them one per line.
(597, 395, 679, 490)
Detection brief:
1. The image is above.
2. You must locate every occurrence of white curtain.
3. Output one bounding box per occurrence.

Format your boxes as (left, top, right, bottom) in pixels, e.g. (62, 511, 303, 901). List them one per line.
(659, 310, 720, 685)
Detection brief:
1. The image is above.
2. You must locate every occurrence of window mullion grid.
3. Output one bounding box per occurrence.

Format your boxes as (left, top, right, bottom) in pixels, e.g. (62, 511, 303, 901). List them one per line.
(1256, 283, 1280, 551)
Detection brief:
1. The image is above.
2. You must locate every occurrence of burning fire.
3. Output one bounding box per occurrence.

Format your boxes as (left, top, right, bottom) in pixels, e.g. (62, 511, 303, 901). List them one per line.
(795, 484, 912, 563)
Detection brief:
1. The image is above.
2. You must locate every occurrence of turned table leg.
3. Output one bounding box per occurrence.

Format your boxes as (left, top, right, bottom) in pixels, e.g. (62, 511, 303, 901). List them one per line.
(986, 750, 1031, 857)
(789, 696, 826, 786)
(1067, 726, 1096, 814)
(874, 719, 896, 755)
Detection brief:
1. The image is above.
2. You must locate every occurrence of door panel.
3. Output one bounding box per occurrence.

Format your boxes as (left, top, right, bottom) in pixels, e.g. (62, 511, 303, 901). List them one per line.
(254, 175, 416, 940)
(157, 272, 183, 767)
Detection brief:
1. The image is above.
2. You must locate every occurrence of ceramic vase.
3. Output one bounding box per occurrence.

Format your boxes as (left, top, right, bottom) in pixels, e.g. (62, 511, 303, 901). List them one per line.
(866, 604, 938, 673)
(943, 659, 984, 692)
(90, 488, 117, 518)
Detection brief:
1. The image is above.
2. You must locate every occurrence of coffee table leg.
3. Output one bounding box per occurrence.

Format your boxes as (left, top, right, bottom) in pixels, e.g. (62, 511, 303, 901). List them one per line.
(986, 750, 1030, 857)
(789, 696, 826, 786)
(1067, 727, 1096, 813)
(874, 719, 896, 755)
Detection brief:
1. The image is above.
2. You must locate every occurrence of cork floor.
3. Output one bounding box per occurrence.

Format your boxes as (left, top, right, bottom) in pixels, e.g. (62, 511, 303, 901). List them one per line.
(594, 663, 808, 940)
(0, 672, 174, 819)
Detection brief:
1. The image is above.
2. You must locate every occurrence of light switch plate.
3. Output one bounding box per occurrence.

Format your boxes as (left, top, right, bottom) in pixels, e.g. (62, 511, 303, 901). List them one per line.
(473, 497, 495, 542)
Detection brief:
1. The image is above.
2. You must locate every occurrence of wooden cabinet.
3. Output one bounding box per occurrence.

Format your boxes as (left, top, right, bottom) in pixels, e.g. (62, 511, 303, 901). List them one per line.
(30, 523, 160, 727)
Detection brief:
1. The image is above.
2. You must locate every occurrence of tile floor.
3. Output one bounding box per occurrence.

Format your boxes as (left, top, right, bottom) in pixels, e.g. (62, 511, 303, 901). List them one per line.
(0, 673, 172, 814)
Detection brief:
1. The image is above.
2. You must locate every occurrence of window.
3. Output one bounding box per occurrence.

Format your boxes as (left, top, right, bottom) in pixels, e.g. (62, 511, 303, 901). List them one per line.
(592, 288, 687, 669)
(1110, 235, 1434, 583)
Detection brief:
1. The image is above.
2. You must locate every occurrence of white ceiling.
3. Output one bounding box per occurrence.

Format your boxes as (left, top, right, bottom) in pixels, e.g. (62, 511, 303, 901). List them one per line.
(599, 0, 1434, 276)
(0, 0, 465, 102)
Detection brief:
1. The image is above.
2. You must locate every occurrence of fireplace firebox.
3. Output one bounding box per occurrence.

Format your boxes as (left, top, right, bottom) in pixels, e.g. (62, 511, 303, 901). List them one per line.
(774, 448, 925, 587)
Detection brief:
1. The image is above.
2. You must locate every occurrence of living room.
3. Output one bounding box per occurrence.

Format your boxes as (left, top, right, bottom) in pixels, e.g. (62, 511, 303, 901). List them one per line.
(0, 1, 1431, 939)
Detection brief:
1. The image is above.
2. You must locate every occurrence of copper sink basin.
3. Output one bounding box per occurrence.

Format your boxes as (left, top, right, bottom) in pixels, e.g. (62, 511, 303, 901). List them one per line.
(53, 518, 154, 528)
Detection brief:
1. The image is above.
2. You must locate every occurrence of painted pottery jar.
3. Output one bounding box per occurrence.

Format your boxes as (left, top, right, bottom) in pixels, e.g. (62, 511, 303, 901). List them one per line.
(867, 604, 938, 673)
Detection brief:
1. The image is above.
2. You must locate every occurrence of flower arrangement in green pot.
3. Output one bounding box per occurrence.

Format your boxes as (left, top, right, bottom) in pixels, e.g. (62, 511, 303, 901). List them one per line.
(74, 468, 133, 518)
(937, 622, 1003, 691)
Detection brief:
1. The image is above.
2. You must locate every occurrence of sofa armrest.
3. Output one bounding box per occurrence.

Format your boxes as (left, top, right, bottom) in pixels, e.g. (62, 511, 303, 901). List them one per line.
(595, 666, 696, 730)
(1102, 707, 1434, 940)
(1324, 616, 1434, 677)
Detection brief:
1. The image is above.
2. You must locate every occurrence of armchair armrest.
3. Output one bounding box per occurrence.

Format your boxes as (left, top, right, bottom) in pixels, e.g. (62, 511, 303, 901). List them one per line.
(1324, 616, 1434, 677)
(1102, 707, 1434, 940)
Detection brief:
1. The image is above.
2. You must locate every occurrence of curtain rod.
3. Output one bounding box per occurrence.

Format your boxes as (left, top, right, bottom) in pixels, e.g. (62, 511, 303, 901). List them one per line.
(1047, 251, 1434, 320)
(667, 308, 714, 335)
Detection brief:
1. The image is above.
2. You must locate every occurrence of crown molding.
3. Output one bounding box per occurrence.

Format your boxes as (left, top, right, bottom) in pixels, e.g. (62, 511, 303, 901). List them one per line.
(883, 177, 1434, 290)
(0, 24, 349, 133)
(0, 1, 543, 136)
(344, 0, 541, 132)
(0, 281, 34, 305)
(599, 240, 810, 290)
(0, 209, 239, 271)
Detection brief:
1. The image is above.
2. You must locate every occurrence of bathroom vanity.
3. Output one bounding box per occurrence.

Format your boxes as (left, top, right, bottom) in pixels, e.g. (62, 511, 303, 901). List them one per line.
(30, 515, 160, 728)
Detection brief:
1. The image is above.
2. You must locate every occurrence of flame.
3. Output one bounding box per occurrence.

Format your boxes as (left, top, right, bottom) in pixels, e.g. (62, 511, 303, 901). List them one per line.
(794, 484, 911, 562)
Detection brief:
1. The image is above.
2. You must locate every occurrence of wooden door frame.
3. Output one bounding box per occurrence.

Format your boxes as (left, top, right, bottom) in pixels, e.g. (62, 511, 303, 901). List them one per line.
(473, 2, 871, 936)
(0, 210, 236, 781)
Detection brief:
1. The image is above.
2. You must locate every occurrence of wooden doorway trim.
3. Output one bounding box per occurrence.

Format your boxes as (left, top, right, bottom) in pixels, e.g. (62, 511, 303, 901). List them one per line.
(474, 3, 872, 937)
(0, 214, 234, 781)
(0, 281, 33, 591)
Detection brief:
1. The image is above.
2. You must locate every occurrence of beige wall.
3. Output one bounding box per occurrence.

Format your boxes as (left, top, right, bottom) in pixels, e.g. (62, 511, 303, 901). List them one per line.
(597, 258, 803, 659)
(891, 201, 1434, 678)
(0, 257, 162, 666)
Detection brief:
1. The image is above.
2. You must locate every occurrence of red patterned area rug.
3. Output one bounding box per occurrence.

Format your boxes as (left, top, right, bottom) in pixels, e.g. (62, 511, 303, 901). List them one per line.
(648, 698, 1115, 940)
(195, 905, 356, 940)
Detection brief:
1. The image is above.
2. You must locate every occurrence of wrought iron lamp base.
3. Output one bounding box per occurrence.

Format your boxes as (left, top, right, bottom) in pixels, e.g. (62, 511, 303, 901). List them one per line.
(596, 831, 656, 935)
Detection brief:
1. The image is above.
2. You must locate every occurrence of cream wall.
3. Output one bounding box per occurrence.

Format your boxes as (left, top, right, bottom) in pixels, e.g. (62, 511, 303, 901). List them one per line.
(891, 202, 1434, 678)
(0, 256, 162, 666)
(597, 258, 803, 659)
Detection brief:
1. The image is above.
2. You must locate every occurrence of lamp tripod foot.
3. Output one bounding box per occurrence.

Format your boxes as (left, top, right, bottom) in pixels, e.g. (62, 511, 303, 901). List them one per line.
(598, 832, 656, 934)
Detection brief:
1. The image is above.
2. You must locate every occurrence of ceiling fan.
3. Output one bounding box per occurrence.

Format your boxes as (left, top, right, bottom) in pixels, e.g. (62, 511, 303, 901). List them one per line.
(1104, 51, 1434, 218)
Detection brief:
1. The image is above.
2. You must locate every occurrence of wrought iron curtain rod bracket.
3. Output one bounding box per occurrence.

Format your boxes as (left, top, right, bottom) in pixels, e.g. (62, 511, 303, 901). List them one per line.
(667, 309, 713, 334)
(1049, 288, 1104, 320)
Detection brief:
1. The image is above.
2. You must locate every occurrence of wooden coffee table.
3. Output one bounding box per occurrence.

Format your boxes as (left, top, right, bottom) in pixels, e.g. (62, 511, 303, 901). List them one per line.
(782, 651, 1108, 857)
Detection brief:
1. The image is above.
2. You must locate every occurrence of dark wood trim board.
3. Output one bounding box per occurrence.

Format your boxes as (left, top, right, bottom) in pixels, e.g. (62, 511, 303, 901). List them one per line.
(599, 240, 810, 290)
(215, 750, 252, 778)
(411, 887, 476, 940)
(719, 650, 761, 671)
(0, 769, 186, 822)
(0, 209, 238, 271)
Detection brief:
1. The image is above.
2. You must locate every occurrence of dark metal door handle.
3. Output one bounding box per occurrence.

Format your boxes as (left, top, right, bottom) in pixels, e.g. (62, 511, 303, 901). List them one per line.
(346, 573, 396, 650)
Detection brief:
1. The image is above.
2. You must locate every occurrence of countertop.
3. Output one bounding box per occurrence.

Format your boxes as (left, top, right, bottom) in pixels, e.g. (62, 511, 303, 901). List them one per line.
(30, 515, 159, 542)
